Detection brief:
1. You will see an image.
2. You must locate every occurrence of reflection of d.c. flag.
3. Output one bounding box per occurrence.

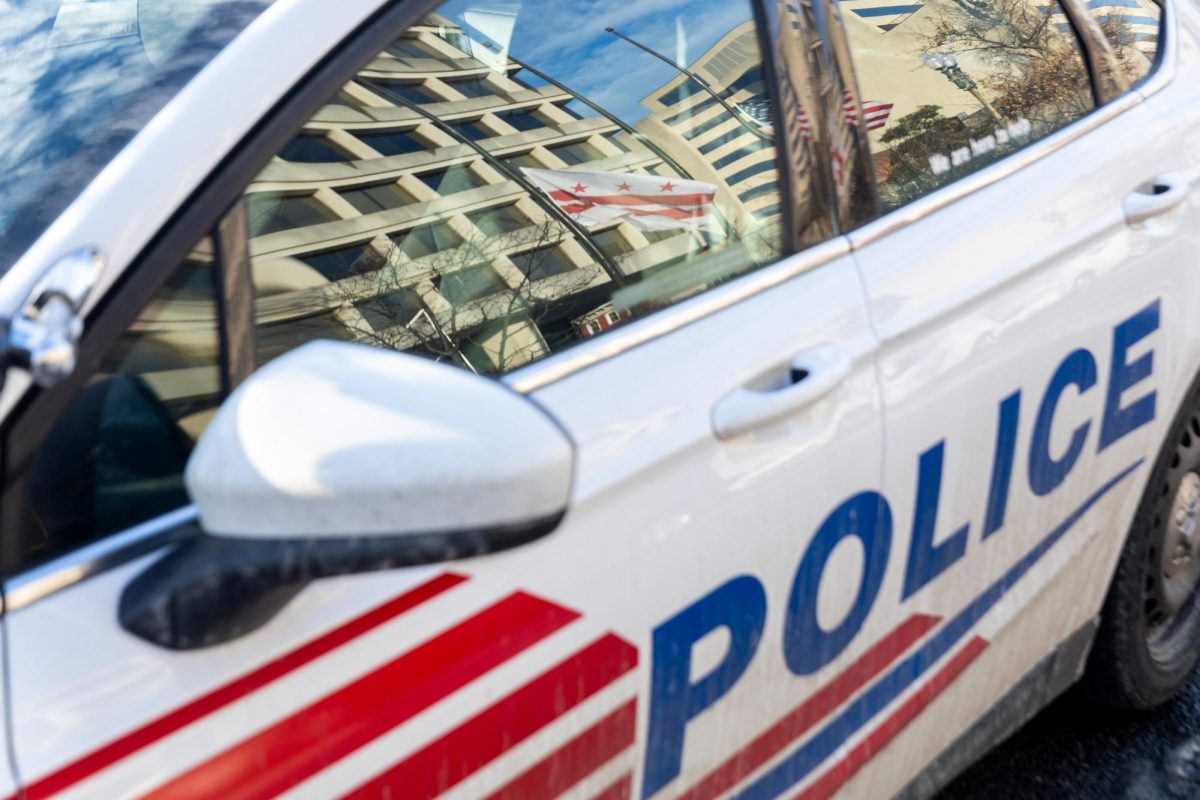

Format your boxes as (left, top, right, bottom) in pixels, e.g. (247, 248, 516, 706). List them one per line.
(522, 167, 717, 231)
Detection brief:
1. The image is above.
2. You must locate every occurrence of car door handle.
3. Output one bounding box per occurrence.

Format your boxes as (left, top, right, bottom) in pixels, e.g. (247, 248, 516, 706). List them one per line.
(1124, 172, 1194, 225)
(712, 344, 851, 440)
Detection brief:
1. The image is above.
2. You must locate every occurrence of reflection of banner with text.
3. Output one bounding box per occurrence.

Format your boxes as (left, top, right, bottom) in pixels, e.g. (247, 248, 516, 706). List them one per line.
(522, 167, 718, 231)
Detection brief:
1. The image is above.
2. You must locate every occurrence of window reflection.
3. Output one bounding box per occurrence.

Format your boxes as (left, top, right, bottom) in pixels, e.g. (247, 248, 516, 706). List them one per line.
(840, 0, 1098, 209)
(238, 0, 825, 376)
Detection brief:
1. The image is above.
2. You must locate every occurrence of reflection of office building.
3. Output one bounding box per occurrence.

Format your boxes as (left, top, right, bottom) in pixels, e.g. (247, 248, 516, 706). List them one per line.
(634, 22, 782, 230)
(243, 14, 710, 374)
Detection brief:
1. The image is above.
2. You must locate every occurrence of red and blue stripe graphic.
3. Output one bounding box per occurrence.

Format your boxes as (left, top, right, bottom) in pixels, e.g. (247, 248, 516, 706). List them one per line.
(669, 458, 1142, 800)
(15, 457, 1143, 800)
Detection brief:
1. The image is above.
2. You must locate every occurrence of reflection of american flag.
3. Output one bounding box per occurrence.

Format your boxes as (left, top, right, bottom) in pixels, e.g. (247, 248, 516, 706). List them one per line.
(843, 90, 893, 131)
(524, 167, 717, 231)
(796, 92, 892, 141)
(39, 573, 640, 799)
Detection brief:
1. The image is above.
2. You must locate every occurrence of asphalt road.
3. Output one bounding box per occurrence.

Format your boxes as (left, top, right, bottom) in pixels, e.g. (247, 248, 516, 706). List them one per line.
(939, 667, 1200, 799)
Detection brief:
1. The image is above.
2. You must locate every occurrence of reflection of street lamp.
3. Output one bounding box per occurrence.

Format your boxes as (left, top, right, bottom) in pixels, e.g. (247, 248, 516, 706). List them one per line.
(604, 26, 772, 139)
(922, 52, 1001, 122)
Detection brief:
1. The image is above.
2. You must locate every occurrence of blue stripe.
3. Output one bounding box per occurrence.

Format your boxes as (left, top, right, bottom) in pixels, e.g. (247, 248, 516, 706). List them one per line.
(731, 458, 1145, 800)
(851, 4, 922, 16)
(1094, 13, 1161, 25)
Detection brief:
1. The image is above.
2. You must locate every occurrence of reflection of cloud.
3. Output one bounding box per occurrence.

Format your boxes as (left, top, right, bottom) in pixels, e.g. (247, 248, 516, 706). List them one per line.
(0, 1, 270, 266)
(440, 0, 755, 124)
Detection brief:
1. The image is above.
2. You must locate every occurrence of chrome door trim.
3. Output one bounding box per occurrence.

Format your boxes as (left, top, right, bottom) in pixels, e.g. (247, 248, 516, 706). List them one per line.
(4, 505, 198, 612)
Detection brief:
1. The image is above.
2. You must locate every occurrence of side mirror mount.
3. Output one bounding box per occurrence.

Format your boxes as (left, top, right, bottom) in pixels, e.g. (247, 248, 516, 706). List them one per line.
(119, 341, 574, 649)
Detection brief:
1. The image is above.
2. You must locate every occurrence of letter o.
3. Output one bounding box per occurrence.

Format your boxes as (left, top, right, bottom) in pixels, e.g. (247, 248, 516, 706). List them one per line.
(783, 491, 892, 676)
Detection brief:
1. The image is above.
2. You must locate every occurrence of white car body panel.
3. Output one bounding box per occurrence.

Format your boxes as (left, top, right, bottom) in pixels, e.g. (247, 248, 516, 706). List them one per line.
(0, 0, 1197, 798)
(4, 247, 883, 798)
(843, 88, 1200, 797)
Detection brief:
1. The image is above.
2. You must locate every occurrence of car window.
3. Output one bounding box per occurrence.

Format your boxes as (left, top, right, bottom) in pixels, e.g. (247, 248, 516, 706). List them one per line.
(238, 0, 828, 377)
(13, 244, 223, 568)
(5, 0, 839, 569)
(839, 0, 1097, 210)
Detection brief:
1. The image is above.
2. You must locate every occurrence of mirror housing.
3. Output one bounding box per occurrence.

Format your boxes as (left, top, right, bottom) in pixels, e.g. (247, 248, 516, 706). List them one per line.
(120, 341, 573, 649)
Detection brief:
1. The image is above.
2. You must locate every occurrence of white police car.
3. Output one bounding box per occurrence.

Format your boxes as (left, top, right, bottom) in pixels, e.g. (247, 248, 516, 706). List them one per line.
(0, 0, 1197, 797)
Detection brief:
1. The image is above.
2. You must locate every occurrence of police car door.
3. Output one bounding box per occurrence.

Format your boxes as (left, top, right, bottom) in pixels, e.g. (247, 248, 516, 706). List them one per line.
(0, 1, 889, 798)
(833, 0, 1199, 795)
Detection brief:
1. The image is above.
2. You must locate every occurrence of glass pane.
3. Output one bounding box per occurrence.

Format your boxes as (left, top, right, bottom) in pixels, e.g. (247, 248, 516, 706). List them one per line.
(21, 251, 222, 564)
(494, 109, 546, 131)
(247, 193, 335, 236)
(841, 0, 1096, 210)
(445, 119, 492, 140)
(338, 182, 416, 214)
(358, 79, 439, 105)
(279, 135, 350, 163)
(355, 130, 428, 156)
(226, 0, 822, 377)
(417, 166, 486, 194)
(467, 204, 529, 236)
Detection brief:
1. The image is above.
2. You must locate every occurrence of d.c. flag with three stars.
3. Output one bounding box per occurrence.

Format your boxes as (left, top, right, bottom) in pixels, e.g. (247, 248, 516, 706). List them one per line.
(522, 167, 718, 231)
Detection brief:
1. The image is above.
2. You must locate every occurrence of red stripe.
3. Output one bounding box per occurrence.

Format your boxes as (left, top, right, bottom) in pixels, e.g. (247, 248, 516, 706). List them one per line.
(23, 571, 467, 800)
(591, 772, 634, 800)
(790, 636, 990, 800)
(344, 633, 638, 799)
(559, 202, 708, 221)
(484, 699, 637, 800)
(548, 189, 714, 207)
(677, 614, 938, 800)
(143, 591, 578, 800)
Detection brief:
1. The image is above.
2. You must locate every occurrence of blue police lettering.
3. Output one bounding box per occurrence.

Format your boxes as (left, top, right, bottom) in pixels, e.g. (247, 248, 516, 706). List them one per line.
(902, 442, 969, 600)
(983, 390, 1021, 539)
(643, 301, 1162, 797)
(642, 575, 766, 798)
(1029, 348, 1097, 496)
(1100, 299, 1159, 451)
(784, 491, 892, 674)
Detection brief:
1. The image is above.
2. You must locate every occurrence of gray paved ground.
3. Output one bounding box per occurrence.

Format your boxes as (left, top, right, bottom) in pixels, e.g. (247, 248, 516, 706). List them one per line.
(939, 668, 1200, 799)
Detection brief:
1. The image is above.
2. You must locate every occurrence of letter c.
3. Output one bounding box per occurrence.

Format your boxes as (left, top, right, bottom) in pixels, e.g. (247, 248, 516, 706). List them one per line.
(1029, 348, 1097, 496)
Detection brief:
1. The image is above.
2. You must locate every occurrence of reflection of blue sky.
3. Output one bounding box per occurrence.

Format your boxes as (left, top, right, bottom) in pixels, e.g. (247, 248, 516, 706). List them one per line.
(437, 0, 754, 125)
(0, 0, 271, 268)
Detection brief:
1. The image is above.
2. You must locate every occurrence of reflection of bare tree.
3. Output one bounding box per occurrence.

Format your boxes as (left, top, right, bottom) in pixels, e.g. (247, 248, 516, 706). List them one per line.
(921, 0, 1094, 134)
(325, 218, 607, 375)
(925, 0, 1057, 66)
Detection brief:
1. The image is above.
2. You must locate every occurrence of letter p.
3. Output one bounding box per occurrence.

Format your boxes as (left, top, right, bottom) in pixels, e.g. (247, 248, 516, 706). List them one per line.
(641, 575, 767, 798)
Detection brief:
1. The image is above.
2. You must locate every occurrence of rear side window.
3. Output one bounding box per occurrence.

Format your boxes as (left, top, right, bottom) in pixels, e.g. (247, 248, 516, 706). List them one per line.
(839, 0, 1096, 210)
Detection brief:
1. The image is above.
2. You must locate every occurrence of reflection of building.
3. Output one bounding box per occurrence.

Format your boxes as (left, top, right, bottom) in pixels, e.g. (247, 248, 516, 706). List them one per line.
(241, 14, 714, 374)
(634, 22, 782, 229)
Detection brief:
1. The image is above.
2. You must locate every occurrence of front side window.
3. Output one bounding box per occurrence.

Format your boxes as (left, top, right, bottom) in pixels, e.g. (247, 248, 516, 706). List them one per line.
(7, 0, 846, 565)
(840, 0, 1096, 210)
(227, 0, 834, 378)
(13, 246, 224, 567)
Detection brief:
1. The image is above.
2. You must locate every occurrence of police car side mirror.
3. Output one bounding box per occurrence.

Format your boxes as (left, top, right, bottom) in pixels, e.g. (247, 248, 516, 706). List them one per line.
(118, 341, 573, 650)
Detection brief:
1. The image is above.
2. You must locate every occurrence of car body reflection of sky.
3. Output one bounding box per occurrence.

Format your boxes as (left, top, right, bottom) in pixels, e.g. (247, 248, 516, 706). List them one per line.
(437, 0, 755, 125)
